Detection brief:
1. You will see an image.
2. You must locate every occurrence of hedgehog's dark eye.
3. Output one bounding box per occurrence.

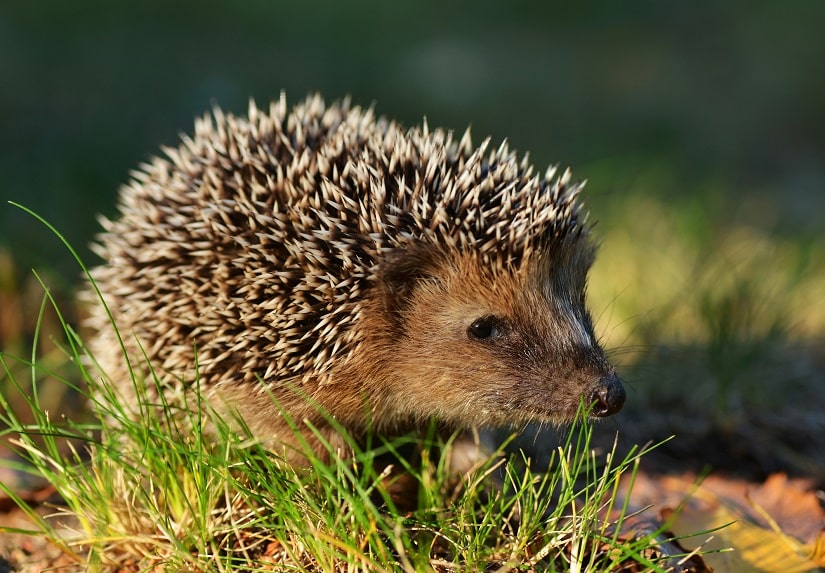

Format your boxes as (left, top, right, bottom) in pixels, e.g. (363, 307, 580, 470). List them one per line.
(468, 316, 500, 340)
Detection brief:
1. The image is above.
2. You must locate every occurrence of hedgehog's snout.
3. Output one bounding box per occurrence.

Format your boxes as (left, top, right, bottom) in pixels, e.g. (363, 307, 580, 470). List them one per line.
(588, 372, 625, 417)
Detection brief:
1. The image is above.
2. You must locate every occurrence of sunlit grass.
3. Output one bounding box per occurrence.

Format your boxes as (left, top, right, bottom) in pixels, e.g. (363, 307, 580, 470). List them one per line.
(589, 191, 825, 349)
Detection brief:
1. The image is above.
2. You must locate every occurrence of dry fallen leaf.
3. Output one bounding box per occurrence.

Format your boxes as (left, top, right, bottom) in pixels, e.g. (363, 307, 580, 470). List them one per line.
(617, 471, 825, 572)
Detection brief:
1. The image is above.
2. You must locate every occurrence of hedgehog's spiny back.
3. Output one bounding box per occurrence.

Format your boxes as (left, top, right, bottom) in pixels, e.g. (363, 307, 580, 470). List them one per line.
(89, 94, 591, 393)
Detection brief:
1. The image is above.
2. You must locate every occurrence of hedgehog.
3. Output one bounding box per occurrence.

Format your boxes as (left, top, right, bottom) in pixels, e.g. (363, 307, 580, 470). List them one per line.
(84, 93, 625, 463)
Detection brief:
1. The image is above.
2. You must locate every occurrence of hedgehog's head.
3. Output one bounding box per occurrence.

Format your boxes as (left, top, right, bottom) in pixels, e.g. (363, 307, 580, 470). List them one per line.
(370, 162, 625, 430)
(376, 246, 624, 430)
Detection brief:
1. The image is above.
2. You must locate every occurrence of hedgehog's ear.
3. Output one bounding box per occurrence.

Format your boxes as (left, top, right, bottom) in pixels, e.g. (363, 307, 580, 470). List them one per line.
(378, 248, 440, 316)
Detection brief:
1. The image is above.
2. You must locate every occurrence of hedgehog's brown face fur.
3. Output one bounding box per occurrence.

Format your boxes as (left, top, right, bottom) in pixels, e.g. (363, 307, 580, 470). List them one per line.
(364, 245, 624, 433)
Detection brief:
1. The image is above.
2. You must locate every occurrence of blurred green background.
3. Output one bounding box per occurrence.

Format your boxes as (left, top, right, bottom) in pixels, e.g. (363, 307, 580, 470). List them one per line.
(1, 1, 824, 480)
(3, 1, 823, 267)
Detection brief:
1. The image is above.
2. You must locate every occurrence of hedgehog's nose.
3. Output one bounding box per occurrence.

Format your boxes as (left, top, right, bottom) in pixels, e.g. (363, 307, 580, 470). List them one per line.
(589, 372, 625, 417)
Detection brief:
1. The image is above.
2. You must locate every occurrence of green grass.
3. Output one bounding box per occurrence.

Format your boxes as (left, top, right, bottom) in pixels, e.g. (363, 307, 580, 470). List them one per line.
(593, 189, 824, 369)
(0, 210, 701, 571)
(0, 295, 679, 571)
(588, 189, 825, 351)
